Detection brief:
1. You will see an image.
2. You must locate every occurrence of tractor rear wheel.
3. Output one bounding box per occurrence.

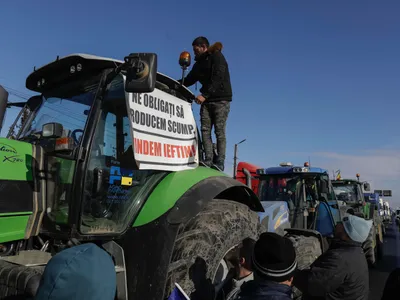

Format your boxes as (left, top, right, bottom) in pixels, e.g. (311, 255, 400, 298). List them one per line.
(165, 199, 262, 299)
(286, 234, 322, 300)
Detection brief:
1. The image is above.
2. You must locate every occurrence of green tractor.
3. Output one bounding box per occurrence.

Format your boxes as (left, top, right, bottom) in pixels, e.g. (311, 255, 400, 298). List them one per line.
(0, 53, 265, 299)
(332, 174, 383, 266)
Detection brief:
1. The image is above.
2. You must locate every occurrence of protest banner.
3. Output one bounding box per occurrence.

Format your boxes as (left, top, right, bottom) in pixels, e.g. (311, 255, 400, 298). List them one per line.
(126, 88, 199, 171)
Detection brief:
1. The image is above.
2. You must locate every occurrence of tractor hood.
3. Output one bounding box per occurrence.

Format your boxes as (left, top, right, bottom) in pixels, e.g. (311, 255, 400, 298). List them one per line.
(0, 137, 46, 243)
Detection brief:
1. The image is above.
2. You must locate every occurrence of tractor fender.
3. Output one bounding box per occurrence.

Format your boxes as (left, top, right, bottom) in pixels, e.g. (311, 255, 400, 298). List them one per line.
(316, 202, 337, 237)
(167, 176, 264, 225)
(133, 166, 263, 227)
(121, 171, 263, 299)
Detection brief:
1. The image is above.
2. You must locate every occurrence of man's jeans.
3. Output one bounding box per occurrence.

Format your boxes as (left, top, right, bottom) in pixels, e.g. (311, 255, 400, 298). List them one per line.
(200, 101, 230, 171)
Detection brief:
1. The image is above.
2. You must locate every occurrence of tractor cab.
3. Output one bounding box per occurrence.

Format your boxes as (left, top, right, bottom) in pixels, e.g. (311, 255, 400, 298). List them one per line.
(0, 53, 197, 248)
(332, 175, 371, 218)
(256, 162, 340, 237)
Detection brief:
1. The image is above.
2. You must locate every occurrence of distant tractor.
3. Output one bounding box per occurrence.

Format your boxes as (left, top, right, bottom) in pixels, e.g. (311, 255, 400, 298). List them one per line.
(332, 176, 383, 266)
(364, 192, 386, 236)
(238, 161, 342, 299)
(235, 161, 261, 195)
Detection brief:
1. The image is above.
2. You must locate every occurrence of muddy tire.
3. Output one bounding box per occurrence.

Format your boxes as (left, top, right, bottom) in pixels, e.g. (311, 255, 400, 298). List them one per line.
(363, 225, 376, 266)
(286, 235, 322, 300)
(165, 199, 263, 299)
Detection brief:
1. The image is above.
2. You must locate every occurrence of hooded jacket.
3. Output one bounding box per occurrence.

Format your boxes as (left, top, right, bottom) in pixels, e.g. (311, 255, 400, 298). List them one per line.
(293, 239, 369, 300)
(180, 42, 232, 103)
(34, 243, 116, 300)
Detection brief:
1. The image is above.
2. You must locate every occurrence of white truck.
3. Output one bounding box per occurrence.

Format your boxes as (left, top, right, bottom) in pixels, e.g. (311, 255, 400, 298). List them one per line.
(383, 201, 391, 224)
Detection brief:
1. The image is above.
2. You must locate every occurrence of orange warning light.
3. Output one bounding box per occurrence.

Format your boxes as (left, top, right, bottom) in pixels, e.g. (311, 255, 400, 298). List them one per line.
(179, 51, 191, 69)
(304, 162, 309, 167)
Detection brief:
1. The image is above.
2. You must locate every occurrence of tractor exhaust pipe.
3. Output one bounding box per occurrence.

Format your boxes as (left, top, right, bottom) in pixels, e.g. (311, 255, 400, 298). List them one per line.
(243, 168, 252, 188)
(0, 85, 9, 134)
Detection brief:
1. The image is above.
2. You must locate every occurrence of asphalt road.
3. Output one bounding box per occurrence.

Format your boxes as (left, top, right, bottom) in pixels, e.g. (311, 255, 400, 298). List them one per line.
(369, 219, 400, 300)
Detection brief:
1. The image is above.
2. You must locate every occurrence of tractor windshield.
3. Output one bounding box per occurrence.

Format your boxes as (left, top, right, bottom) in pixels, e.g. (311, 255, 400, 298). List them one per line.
(19, 72, 101, 145)
(332, 184, 358, 203)
(258, 173, 335, 209)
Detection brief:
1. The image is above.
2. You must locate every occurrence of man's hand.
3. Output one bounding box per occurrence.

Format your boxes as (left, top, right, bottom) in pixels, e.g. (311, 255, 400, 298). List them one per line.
(195, 95, 206, 105)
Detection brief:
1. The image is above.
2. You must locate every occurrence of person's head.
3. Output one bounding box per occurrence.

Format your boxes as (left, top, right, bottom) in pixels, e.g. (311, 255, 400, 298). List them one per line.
(251, 232, 297, 286)
(192, 36, 209, 58)
(34, 243, 116, 300)
(238, 238, 256, 276)
(334, 214, 373, 243)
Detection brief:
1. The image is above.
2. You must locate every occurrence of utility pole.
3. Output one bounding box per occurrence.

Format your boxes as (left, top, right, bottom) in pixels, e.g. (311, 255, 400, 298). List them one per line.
(233, 139, 246, 178)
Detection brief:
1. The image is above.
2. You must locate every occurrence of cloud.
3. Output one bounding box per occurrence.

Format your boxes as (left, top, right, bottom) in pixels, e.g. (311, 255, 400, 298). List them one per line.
(309, 149, 400, 207)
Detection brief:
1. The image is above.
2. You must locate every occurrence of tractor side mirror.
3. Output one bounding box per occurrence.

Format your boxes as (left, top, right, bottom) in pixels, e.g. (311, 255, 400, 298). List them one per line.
(125, 53, 157, 93)
(0, 85, 9, 133)
(363, 182, 371, 191)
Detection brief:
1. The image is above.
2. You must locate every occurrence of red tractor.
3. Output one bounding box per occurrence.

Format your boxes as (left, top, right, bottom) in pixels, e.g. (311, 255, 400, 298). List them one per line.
(235, 162, 261, 195)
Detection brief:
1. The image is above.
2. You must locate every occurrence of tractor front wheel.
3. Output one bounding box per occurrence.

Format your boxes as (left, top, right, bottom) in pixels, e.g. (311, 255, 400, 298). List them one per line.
(165, 199, 262, 299)
(286, 234, 322, 300)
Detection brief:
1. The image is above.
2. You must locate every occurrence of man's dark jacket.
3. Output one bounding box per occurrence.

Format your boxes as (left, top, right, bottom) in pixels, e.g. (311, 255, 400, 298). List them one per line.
(234, 279, 292, 300)
(293, 239, 369, 300)
(180, 42, 232, 102)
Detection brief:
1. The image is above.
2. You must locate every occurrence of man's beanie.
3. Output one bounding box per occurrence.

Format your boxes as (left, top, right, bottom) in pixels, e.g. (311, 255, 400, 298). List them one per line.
(342, 214, 373, 243)
(252, 232, 297, 282)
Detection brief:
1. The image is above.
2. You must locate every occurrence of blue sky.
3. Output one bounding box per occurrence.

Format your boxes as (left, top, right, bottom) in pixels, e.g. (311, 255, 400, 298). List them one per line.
(1, 0, 400, 205)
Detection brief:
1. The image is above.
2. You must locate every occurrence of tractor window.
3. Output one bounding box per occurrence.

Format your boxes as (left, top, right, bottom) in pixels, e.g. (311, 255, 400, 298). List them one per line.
(81, 74, 164, 234)
(258, 175, 302, 210)
(19, 73, 101, 145)
(333, 184, 358, 203)
(258, 174, 332, 207)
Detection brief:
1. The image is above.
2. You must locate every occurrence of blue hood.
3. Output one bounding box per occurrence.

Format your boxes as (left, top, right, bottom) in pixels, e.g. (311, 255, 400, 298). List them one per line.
(34, 243, 116, 300)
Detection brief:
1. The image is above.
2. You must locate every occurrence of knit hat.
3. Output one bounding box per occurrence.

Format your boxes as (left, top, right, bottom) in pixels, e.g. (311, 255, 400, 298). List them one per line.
(251, 232, 297, 282)
(342, 214, 373, 243)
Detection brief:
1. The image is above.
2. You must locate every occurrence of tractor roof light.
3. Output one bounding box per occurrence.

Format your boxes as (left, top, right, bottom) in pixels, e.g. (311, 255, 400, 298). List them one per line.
(304, 162, 310, 167)
(293, 167, 309, 173)
(179, 51, 191, 70)
(356, 173, 360, 178)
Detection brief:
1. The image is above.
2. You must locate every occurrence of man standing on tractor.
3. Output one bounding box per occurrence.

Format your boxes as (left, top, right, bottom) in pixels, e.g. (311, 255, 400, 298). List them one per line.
(178, 36, 232, 171)
(293, 214, 372, 300)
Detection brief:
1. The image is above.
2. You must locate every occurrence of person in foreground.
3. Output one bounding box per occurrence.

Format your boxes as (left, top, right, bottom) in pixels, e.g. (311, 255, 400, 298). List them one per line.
(225, 238, 256, 300)
(380, 267, 400, 300)
(34, 243, 116, 300)
(179, 36, 232, 171)
(293, 214, 372, 300)
(234, 232, 297, 300)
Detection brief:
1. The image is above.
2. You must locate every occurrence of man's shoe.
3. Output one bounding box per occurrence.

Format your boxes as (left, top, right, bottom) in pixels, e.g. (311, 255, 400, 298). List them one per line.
(200, 160, 212, 168)
(211, 163, 224, 172)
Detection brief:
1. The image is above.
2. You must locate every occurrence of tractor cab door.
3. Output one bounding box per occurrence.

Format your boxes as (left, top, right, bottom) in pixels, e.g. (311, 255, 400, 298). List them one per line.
(290, 179, 307, 229)
(79, 74, 164, 235)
